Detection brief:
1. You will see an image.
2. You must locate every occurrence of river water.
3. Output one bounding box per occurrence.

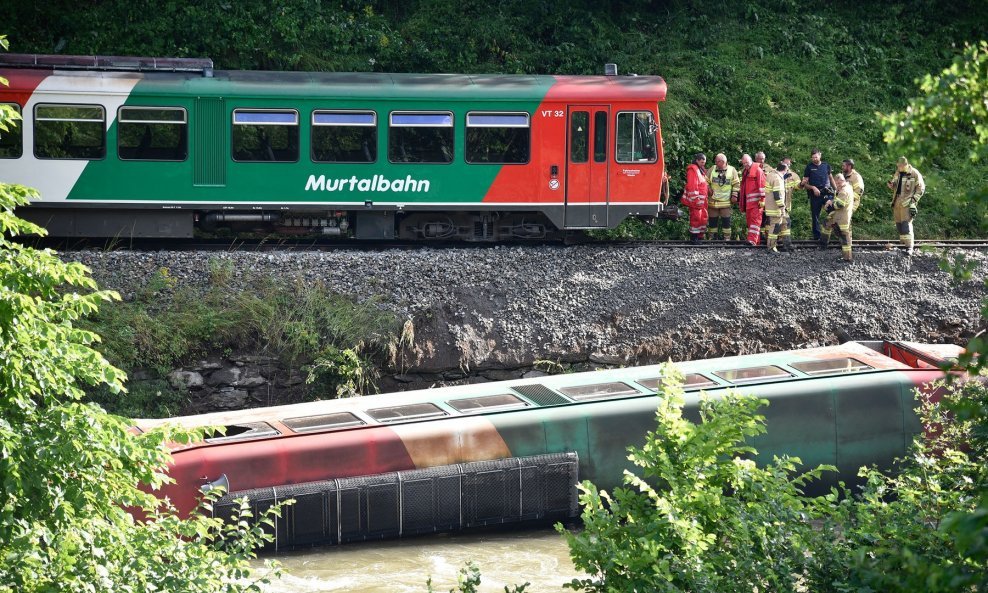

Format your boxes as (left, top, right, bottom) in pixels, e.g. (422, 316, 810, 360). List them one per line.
(258, 527, 583, 593)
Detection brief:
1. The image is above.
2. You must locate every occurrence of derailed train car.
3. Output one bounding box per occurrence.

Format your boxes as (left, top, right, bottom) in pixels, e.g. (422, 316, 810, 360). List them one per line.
(0, 53, 667, 240)
(132, 340, 960, 550)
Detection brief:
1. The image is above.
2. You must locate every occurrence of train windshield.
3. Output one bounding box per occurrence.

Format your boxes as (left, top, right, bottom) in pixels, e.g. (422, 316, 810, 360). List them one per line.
(616, 111, 657, 163)
(790, 357, 874, 376)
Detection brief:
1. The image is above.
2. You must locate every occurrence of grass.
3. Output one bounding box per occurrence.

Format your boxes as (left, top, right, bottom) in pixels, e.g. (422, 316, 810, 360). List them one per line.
(80, 258, 402, 416)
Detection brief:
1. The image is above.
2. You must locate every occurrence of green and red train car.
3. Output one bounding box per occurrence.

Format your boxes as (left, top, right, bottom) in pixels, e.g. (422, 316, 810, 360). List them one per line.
(0, 53, 667, 240)
(133, 340, 959, 549)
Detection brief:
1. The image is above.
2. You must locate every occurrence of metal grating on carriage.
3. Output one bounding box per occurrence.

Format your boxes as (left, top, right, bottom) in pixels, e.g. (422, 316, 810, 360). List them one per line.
(212, 452, 579, 550)
(510, 384, 570, 406)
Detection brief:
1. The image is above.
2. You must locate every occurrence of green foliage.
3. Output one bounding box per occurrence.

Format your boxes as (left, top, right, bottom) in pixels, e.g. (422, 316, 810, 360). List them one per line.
(79, 260, 401, 408)
(559, 368, 988, 593)
(306, 344, 380, 397)
(814, 378, 988, 592)
(0, 93, 282, 589)
(560, 368, 832, 593)
(426, 561, 529, 593)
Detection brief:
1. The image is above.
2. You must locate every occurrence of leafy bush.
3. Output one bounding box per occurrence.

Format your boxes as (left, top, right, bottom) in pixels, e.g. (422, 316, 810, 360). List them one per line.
(558, 367, 988, 593)
(559, 368, 831, 592)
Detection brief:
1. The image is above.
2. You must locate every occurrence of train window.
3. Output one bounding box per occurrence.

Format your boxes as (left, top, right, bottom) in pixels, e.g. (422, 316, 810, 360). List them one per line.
(713, 365, 793, 384)
(283, 411, 366, 433)
(447, 393, 529, 413)
(312, 110, 377, 163)
(34, 103, 105, 160)
(615, 111, 657, 163)
(117, 106, 187, 161)
(790, 357, 874, 376)
(231, 108, 299, 162)
(203, 422, 280, 444)
(569, 111, 589, 163)
(0, 103, 22, 158)
(637, 373, 718, 391)
(559, 382, 640, 401)
(366, 402, 448, 422)
(388, 112, 454, 164)
(465, 112, 530, 164)
(593, 111, 607, 163)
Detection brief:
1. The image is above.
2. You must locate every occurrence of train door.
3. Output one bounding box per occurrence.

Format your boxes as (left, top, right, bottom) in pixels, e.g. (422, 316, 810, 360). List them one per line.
(565, 106, 609, 228)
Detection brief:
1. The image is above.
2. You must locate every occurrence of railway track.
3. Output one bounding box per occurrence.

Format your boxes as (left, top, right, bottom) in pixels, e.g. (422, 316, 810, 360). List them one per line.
(25, 236, 988, 252)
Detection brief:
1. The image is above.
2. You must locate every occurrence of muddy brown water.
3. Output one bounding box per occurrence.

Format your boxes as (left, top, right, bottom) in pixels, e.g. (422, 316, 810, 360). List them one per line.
(257, 527, 583, 592)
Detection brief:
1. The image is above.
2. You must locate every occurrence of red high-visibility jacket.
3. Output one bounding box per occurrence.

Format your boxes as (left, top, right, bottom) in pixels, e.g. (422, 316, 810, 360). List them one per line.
(681, 164, 708, 209)
(739, 165, 765, 213)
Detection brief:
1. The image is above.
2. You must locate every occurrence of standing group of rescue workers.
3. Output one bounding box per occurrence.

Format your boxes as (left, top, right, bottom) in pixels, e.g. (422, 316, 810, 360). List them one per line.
(679, 149, 926, 263)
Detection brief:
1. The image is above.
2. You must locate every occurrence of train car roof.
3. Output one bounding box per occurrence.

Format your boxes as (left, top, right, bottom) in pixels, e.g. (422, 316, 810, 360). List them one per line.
(133, 341, 928, 433)
(0, 67, 667, 102)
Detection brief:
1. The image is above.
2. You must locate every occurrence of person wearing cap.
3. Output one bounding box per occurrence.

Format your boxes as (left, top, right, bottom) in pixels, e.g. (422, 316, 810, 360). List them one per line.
(801, 149, 833, 240)
(820, 174, 855, 263)
(681, 153, 709, 243)
(842, 158, 865, 212)
(705, 153, 740, 240)
(739, 153, 765, 245)
(763, 161, 789, 254)
(887, 157, 925, 255)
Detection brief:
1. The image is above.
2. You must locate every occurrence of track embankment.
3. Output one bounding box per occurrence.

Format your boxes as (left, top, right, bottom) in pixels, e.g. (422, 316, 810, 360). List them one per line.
(66, 245, 987, 398)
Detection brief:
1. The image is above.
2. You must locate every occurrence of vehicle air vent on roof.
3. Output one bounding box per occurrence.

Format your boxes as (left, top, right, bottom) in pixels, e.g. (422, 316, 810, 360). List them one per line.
(511, 384, 569, 406)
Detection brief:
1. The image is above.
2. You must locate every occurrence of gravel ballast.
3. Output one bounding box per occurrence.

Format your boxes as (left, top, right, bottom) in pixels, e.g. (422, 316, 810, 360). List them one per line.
(65, 245, 988, 378)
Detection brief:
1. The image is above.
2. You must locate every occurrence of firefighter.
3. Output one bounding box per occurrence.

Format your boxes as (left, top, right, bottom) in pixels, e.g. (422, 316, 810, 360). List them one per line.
(755, 151, 771, 241)
(764, 161, 788, 254)
(886, 156, 925, 255)
(780, 156, 799, 251)
(739, 153, 765, 245)
(842, 158, 865, 212)
(680, 153, 709, 243)
(705, 153, 740, 241)
(820, 173, 854, 263)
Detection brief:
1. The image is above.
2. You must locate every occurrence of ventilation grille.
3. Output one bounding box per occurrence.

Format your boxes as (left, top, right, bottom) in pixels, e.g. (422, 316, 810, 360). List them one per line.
(511, 384, 569, 406)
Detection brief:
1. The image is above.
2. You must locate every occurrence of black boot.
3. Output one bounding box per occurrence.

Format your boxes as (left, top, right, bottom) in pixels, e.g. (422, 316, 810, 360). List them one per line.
(689, 233, 700, 244)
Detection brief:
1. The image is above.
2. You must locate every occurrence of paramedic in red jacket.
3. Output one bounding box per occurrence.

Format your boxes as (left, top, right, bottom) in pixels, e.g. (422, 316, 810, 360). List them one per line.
(680, 153, 709, 243)
(739, 153, 765, 245)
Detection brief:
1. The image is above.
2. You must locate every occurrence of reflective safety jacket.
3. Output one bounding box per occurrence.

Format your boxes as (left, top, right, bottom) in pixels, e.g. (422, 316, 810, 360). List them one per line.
(783, 172, 800, 210)
(681, 163, 708, 210)
(890, 166, 925, 206)
(834, 183, 854, 211)
(740, 165, 766, 211)
(845, 169, 864, 210)
(764, 169, 786, 217)
(706, 165, 740, 209)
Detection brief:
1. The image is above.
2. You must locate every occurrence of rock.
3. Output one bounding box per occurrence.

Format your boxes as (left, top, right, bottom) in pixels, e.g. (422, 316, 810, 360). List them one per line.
(277, 370, 306, 387)
(230, 354, 279, 365)
(238, 374, 268, 388)
(190, 359, 224, 372)
(522, 370, 548, 379)
(482, 369, 521, 381)
(168, 370, 204, 390)
(589, 352, 625, 365)
(201, 388, 248, 410)
(206, 366, 242, 387)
